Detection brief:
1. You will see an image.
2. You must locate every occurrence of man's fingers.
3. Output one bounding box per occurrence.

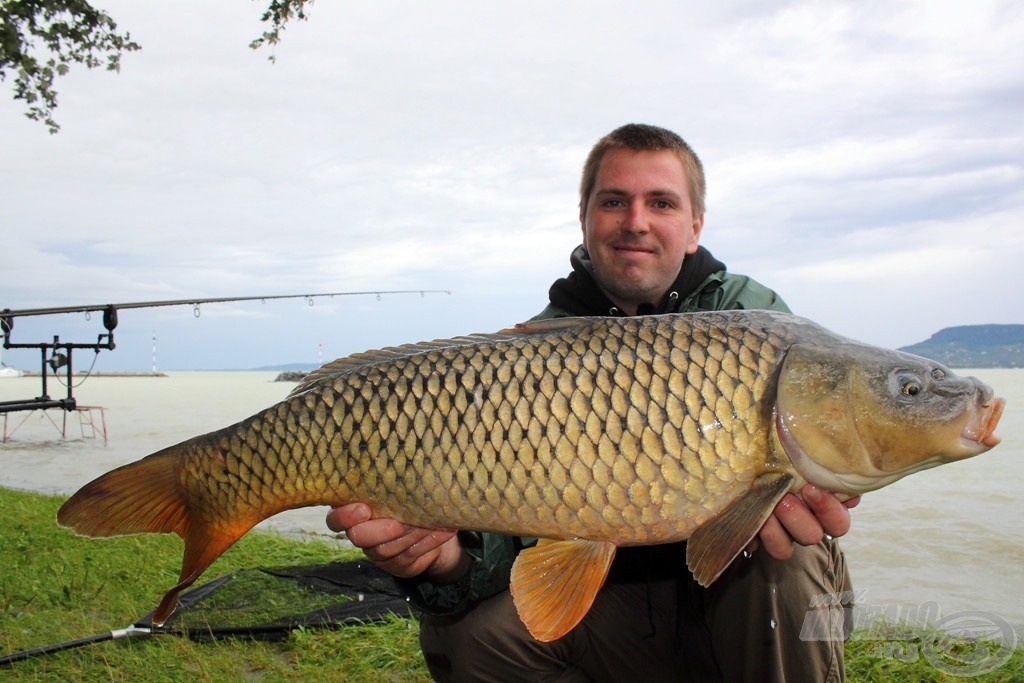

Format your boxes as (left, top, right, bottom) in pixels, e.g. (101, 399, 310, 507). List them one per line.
(802, 485, 853, 538)
(369, 529, 460, 578)
(324, 504, 464, 579)
(757, 514, 794, 561)
(325, 503, 372, 533)
(772, 492, 825, 545)
(364, 526, 455, 563)
(343, 518, 409, 552)
(757, 486, 859, 561)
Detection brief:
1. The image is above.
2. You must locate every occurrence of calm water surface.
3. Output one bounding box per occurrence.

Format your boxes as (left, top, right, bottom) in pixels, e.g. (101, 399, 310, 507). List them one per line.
(1, 368, 1021, 627)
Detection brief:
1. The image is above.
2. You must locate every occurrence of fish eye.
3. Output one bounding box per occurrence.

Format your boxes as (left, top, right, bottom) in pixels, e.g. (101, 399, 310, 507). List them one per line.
(892, 371, 924, 398)
(901, 379, 922, 397)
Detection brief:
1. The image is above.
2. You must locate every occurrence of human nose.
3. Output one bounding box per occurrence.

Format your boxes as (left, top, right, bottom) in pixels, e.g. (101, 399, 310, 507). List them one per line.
(622, 202, 648, 233)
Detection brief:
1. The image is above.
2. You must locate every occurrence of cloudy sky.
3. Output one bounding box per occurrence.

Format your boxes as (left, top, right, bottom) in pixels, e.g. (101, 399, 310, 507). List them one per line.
(2, 0, 1022, 371)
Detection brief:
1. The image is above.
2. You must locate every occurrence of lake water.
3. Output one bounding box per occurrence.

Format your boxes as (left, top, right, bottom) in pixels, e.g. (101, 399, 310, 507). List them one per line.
(1, 368, 1021, 631)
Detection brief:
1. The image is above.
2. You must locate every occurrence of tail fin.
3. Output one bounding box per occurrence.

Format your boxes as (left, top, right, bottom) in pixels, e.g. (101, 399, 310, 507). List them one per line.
(57, 444, 256, 625)
(57, 444, 189, 538)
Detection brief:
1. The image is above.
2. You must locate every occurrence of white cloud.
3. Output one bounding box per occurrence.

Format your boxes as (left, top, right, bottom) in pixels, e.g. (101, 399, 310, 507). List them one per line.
(2, 0, 1022, 367)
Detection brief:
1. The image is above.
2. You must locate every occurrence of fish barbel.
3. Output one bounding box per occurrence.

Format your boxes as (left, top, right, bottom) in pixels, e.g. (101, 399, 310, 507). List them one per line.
(57, 310, 1005, 641)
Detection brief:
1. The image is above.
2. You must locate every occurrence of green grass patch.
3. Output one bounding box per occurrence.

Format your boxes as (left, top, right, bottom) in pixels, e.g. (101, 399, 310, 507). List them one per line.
(845, 619, 1024, 682)
(0, 487, 430, 682)
(1, 486, 1021, 681)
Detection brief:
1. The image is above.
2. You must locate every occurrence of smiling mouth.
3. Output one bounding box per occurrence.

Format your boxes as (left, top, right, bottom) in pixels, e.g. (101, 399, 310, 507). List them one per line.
(611, 244, 655, 255)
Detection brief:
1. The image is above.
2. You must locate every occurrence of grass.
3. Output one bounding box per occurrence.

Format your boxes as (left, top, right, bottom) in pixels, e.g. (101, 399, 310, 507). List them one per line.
(0, 487, 430, 682)
(2, 486, 1021, 681)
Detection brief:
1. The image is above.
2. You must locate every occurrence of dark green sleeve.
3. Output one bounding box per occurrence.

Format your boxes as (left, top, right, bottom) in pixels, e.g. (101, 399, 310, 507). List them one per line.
(684, 272, 791, 314)
(395, 532, 533, 615)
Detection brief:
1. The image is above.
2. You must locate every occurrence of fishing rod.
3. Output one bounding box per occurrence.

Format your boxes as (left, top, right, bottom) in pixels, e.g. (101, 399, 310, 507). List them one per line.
(0, 289, 451, 415)
(1, 290, 451, 320)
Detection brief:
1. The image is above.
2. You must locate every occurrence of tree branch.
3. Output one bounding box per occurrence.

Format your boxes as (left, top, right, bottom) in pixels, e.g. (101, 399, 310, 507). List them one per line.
(0, 0, 141, 133)
(0, 0, 314, 133)
(249, 0, 315, 62)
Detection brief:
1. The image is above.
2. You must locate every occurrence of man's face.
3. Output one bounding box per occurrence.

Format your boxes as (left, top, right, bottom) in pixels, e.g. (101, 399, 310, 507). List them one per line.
(581, 148, 705, 314)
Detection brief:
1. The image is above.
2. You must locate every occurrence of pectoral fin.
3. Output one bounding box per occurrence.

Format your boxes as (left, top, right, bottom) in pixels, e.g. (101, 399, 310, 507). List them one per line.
(509, 538, 616, 642)
(686, 472, 794, 587)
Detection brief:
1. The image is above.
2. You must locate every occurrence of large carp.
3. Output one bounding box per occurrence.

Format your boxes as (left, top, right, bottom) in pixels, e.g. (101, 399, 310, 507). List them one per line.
(57, 310, 1004, 642)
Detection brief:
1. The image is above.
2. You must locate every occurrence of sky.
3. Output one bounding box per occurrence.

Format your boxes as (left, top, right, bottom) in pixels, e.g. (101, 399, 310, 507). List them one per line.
(2, 0, 1022, 371)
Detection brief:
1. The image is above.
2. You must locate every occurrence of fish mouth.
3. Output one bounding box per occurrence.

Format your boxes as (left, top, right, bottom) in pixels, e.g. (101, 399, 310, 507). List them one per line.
(962, 395, 1005, 448)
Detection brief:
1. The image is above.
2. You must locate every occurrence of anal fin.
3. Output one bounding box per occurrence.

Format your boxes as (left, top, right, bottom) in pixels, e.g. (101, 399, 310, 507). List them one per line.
(509, 538, 616, 642)
(686, 472, 794, 587)
(152, 521, 254, 625)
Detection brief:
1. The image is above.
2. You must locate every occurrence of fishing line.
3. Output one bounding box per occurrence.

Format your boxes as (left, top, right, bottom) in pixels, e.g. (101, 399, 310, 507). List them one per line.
(51, 349, 101, 390)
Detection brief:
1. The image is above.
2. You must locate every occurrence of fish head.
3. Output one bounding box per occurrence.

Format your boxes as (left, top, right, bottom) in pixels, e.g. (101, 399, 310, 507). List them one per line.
(775, 342, 1005, 495)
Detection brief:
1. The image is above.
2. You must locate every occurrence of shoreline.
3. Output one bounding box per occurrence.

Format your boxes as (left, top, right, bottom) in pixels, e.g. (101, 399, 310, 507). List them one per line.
(14, 371, 168, 378)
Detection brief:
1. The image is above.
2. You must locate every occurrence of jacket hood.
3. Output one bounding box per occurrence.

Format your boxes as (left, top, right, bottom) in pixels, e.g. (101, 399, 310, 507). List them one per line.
(547, 245, 727, 316)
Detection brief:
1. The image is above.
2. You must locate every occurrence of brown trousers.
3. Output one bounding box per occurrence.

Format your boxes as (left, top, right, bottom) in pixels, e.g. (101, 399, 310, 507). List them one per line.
(419, 539, 850, 682)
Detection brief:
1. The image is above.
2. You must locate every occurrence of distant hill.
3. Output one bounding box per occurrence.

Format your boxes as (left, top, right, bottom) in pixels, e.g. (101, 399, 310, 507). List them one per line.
(899, 324, 1024, 368)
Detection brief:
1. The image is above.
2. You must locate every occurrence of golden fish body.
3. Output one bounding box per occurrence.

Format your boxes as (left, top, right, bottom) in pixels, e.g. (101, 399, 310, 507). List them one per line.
(188, 311, 791, 543)
(57, 310, 1005, 641)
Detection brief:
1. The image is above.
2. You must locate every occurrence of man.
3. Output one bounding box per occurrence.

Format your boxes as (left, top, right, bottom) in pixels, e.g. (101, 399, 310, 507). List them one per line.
(327, 124, 859, 681)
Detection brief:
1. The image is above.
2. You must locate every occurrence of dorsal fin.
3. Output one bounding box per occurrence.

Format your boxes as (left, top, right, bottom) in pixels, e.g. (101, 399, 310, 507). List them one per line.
(286, 326, 571, 398)
(497, 316, 607, 335)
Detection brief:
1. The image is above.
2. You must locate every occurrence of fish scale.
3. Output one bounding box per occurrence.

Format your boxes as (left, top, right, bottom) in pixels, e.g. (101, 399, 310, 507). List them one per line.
(57, 309, 1005, 641)
(193, 313, 776, 543)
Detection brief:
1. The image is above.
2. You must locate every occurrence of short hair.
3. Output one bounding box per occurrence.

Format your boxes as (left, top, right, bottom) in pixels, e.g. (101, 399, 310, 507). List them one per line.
(579, 123, 706, 218)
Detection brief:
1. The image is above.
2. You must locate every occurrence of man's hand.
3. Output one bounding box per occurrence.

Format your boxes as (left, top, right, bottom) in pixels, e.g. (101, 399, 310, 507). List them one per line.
(326, 503, 470, 582)
(758, 484, 861, 560)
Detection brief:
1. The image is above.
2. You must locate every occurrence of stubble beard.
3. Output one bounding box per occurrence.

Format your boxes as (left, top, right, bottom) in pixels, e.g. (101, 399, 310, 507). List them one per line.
(593, 267, 664, 313)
